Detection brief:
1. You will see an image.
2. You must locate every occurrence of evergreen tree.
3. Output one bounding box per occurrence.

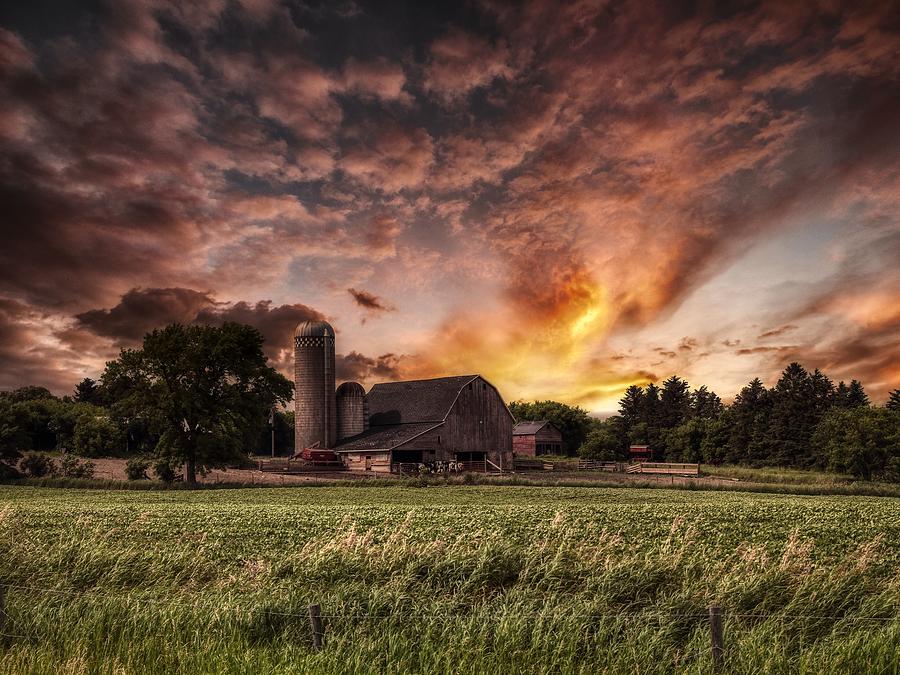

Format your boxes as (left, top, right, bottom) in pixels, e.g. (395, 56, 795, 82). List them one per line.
(834, 381, 851, 407)
(660, 376, 691, 429)
(887, 389, 900, 412)
(725, 378, 769, 464)
(846, 380, 870, 408)
(641, 383, 662, 455)
(809, 369, 835, 414)
(73, 378, 103, 406)
(691, 385, 723, 419)
(767, 363, 818, 467)
(618, 385, 645, 427)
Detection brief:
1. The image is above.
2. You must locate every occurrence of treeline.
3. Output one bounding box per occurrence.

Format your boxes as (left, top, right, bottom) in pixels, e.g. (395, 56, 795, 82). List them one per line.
(1, 323, 294, 482)
(0, 384, 295, 461)
(515, 363, 900, 482)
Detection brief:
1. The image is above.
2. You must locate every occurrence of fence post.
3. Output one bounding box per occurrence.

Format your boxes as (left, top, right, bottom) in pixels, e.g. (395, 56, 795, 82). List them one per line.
(308, 603, 324, 650)
(709, 606, 724, 672)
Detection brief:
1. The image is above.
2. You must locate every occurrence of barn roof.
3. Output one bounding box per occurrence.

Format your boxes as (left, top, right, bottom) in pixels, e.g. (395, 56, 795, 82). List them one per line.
(332, 422, 442, 452)
(513, 420, 557, 435)
(367, 375, 480, 425)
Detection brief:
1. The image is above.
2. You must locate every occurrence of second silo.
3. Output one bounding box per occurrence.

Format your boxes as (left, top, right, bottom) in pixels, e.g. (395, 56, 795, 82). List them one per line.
(336, 381, 368, 441)
(294, 319, 336, 452)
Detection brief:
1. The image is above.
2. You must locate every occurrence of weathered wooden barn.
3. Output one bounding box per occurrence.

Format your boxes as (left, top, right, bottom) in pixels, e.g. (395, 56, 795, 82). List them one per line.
(512, 420, 563, 456)
(332, 375, 514, 473)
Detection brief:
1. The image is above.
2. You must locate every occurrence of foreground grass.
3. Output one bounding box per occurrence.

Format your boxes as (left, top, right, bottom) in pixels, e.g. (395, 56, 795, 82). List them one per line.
(0, 486, 898, 674)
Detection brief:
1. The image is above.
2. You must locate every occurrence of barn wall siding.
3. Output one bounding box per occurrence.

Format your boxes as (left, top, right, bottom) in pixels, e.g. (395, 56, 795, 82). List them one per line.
(440, 377, 513, 468)
(513, 435, 536, 456)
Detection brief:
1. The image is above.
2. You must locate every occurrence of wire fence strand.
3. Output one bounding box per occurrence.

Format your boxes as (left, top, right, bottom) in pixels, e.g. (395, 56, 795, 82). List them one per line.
(1, 582, 897, 623)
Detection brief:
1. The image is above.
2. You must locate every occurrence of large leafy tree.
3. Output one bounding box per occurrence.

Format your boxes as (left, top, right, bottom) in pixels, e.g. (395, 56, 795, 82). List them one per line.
(101, 323, 293, 483)
(508, 400, 593, 456)
(813, 407, 900, 480)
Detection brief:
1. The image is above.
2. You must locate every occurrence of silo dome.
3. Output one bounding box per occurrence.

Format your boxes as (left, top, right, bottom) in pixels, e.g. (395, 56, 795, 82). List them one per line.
(336, 381, 365, 398)
(294, 320, 335, 339)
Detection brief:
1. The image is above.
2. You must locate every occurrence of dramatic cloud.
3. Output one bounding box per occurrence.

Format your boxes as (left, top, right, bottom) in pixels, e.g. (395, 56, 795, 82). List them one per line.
(1, 0, 898, 408)
(347, 289, 394, 313)
(336, 352, 403, 382)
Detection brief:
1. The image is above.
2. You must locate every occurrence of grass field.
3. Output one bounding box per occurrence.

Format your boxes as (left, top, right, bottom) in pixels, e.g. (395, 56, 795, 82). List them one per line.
(1, 485, 898, 674)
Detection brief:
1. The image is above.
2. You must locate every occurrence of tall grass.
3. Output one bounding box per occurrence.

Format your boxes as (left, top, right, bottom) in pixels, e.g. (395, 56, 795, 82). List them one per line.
(0, 486, 898, 673)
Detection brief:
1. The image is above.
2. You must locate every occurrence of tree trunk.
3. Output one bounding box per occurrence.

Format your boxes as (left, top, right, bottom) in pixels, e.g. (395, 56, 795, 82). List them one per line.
(185, 455, 197, 485)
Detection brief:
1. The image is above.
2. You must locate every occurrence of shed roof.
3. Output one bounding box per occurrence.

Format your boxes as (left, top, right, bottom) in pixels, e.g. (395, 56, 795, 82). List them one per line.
(367, 375, 480, 425)
(513, 420, 557, 435)
(332, 422, 442, 452)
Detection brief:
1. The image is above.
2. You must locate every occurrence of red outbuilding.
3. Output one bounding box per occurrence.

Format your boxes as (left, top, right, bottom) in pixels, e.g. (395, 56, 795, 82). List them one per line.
(513, 420, 563, 457)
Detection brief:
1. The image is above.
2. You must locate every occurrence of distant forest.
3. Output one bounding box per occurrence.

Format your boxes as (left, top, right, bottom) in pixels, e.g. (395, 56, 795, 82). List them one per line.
(3, 360, 899, 483)
(512, 363, 900, 482)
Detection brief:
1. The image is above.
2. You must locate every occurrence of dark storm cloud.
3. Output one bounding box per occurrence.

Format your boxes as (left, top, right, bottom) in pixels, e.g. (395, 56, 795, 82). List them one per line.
(72, 287, 326, 373)
(76, 288, 216, 345)
(336, 351, 403, 382)
(347, 288, 394, 312)
(0, 0, 898, 405)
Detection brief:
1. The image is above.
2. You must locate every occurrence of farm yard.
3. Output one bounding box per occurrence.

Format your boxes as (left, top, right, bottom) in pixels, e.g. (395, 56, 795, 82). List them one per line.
(1, 485, 898, 674)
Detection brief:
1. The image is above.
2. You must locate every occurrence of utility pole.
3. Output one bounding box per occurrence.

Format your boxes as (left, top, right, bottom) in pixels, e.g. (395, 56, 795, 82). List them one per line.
(270, 407, 275, 458)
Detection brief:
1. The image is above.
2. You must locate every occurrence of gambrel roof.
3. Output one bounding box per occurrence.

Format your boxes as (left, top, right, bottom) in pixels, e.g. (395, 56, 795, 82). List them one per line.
(366, 375, 480, 425)
(513, 420, 560, 436)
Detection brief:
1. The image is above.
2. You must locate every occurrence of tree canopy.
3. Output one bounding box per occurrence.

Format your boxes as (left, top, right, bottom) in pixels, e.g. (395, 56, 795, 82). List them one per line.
(508, 400, 593, 456)
(100, 322, 293, 482)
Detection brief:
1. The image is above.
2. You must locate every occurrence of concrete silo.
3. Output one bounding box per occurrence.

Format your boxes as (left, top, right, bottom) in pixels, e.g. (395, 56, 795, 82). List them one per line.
(294, 320, 336, 453)
(335, 381, 368, 441)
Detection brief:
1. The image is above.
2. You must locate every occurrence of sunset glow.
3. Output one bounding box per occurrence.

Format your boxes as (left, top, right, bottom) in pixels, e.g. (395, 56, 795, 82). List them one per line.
(1, 0, 898, 412)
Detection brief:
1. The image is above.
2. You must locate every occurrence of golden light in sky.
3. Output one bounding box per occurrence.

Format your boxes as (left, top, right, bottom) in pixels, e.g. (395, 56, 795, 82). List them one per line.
(0, 1, 898, 411)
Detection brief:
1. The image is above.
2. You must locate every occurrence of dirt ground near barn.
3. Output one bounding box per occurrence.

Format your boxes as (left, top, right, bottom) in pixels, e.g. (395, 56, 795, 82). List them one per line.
(86, 457, 360, 484)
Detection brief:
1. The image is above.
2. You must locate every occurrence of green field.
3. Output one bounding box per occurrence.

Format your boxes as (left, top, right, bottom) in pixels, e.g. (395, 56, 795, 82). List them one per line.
(1, 486, 898, 674)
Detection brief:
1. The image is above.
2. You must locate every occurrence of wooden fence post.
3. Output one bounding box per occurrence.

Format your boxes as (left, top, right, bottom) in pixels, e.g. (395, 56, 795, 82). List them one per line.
(308, 603, 324, 650)
(709, 606, 724, 672)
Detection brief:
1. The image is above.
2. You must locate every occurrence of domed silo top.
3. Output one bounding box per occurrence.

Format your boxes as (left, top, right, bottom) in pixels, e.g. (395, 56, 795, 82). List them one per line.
(293, 320, 335, 339)
(336, 381, 365, 398)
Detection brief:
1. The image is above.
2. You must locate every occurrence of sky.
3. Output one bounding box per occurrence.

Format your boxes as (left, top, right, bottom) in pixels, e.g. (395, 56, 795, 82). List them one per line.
(0, 0, 898, 413)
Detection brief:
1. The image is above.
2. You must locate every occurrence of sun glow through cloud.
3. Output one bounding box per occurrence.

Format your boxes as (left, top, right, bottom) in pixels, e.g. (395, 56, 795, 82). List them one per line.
(0, 0, 898, 410)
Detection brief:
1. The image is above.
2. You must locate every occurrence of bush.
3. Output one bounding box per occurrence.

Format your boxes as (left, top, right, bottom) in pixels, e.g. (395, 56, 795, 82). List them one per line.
(58, 454, 96, 479)
(125, 457, 151, 481)
(73, 415, 124, 457)
(153, 459, 180, 483)
(0, 461, 22, 480)
(20, 453, 56, 477)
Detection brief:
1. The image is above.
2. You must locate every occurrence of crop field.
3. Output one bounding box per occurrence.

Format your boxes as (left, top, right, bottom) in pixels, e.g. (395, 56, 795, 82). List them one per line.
(0, 486, 898, 674)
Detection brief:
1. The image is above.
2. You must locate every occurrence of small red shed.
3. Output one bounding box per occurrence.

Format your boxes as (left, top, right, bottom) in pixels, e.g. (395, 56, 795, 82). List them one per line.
(629, 444, 652, 462)
(513, 420, 563, 457)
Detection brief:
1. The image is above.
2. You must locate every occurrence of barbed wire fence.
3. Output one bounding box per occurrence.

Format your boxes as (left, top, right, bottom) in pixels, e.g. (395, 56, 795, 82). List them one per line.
(0, 582, 897, 669)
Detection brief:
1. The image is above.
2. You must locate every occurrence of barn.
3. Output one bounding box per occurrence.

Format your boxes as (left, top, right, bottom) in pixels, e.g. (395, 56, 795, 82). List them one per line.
(512, 420, 563, 457)
(332, 375, 514, 474)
